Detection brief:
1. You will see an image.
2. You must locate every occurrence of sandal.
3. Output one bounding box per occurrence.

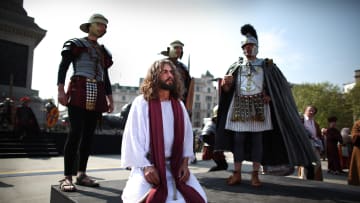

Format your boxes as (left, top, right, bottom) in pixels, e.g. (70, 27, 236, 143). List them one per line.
(75, 174, 99, 187)
(59, 178, 77, 192)
(227, 171, 241, 185)
(251, 171, 262, 187)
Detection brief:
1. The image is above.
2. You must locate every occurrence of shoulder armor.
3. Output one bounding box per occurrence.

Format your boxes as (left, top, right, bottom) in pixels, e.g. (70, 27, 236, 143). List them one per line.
(61, 38, 82, 52)
(62, 41, 73, 52)
(227, 61, 240, 75)
(177, 61, 188, 71)
(63, 38, 86, 48)
(61, 38, 88, 56)
(264, 58, 273, 67)
(101, 45, 112, 58)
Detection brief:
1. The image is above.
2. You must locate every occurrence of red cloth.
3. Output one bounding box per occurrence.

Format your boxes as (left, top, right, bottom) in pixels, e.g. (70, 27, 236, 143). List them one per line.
(146, 98, 205, 203)
(66, 76, 108, 112)
(19, 96, 31, 102)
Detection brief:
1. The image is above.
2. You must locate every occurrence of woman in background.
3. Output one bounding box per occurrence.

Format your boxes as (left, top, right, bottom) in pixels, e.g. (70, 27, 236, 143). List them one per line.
(348, 119, 360, 185)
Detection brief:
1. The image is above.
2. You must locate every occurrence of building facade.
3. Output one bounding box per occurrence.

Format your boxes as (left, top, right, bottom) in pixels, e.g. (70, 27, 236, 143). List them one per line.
(343, 69, 360, 93)
(111, 83, 139, 114)
(191, 71, 219, 129)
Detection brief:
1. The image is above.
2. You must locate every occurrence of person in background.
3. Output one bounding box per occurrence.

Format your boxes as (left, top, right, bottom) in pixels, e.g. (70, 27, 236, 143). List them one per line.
(340, 127, 352, 169)
(348, 119, 360, 185)
(298, 105, 323, 181)
(14, 96, 40, 139)
(57, 13, 114, 192)
(215, 24, 317, 187)
(321, 128, 328, 161)
(121, 59, 207, 202)
(0, 97, 14, 130)
(161, 40, 197, 164)
(200, 105, 228, 172)
(161, 40, 191, 106)
(325, 116, 344, 174)
(341, 127, 352, 147)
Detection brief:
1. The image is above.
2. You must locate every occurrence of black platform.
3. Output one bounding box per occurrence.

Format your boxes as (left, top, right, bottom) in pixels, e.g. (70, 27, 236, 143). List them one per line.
(50, 171, 360, 203)
(0, 131, 122, 158)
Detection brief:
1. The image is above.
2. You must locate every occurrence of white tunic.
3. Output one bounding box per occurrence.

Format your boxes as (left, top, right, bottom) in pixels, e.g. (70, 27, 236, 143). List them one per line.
(121, 95, 207, 203)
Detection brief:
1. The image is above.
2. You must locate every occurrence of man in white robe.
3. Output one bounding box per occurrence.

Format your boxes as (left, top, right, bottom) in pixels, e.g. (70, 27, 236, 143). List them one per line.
(121, 59, 207, 203)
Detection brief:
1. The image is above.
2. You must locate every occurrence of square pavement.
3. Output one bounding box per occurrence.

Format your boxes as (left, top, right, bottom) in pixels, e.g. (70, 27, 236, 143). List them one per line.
(0, 152, 354, 203)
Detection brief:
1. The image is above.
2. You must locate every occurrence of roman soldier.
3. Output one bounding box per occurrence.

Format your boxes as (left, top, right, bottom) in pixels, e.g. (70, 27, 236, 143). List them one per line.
(215, 24, 318, 187)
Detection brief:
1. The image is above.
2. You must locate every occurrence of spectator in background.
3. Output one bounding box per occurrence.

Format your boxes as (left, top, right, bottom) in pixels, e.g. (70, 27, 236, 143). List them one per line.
(340, 127, 352, 169)
(200, 105, 228, 172)
(325, 116, 344, 175)
(0, 98, 15, 130)
(14, 96, 40, 139)
(342, 128, 352, 145)
(348, 119, 360, 186)
(298, 105, 323, 181)
(321, 128, 328, 161)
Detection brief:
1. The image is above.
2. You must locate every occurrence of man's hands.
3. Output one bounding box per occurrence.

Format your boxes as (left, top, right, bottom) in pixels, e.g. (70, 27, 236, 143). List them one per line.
(143, 166, 160, 186)
(178, 158, 190, 182)
(143, 158, 191, 186)
(106, 95, 114, 113)
(221, 75, 233, 92)
(57, 84, 68, 106)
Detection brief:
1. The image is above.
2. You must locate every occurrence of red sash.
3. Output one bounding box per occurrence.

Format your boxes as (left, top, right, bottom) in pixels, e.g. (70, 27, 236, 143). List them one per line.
(66, 76, 108, 112)
(146, 98, 205, 203)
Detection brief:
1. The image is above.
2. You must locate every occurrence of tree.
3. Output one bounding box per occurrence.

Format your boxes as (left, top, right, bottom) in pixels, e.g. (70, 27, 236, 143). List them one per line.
(292, 82, 353, 129)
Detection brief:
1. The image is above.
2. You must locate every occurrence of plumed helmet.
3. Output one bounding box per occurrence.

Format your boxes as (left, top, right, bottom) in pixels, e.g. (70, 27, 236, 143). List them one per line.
(80, 13, 108, 33)
(240, 24, 258, 48)
(212, 105, 218, 118)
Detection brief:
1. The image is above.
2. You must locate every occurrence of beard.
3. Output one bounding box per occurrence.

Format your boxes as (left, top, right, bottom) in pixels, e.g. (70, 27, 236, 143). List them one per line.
(159, 79, 175, 91)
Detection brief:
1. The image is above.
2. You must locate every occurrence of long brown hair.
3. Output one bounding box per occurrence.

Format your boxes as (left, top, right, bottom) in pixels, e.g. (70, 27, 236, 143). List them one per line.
(141, 59, 184, 101)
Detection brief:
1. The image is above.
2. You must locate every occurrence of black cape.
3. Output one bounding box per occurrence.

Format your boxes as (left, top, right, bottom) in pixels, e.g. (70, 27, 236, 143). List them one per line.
(215, 59, 317, 168)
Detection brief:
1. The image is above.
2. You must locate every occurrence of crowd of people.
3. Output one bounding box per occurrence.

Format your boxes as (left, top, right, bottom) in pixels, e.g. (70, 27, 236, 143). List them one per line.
(51, 12, 359, 202)
(0, 96, 41, 139)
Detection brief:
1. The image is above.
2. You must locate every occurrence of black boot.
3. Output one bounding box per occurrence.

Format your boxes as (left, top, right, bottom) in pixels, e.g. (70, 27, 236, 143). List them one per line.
(209, 159, 228, 172)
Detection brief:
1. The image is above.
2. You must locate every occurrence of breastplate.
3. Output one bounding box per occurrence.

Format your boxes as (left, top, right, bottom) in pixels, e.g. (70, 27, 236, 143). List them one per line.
(73, 38, 104, 81)
(236, 63, 264, 96)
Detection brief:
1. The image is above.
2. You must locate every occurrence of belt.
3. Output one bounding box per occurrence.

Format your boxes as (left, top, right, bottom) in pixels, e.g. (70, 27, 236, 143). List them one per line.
(71, 76, 98, 83)
(86, 78, 97, 83)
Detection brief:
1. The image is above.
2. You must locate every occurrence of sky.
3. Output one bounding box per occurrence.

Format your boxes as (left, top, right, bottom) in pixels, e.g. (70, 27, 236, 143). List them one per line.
(23, 0, 360, 101)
